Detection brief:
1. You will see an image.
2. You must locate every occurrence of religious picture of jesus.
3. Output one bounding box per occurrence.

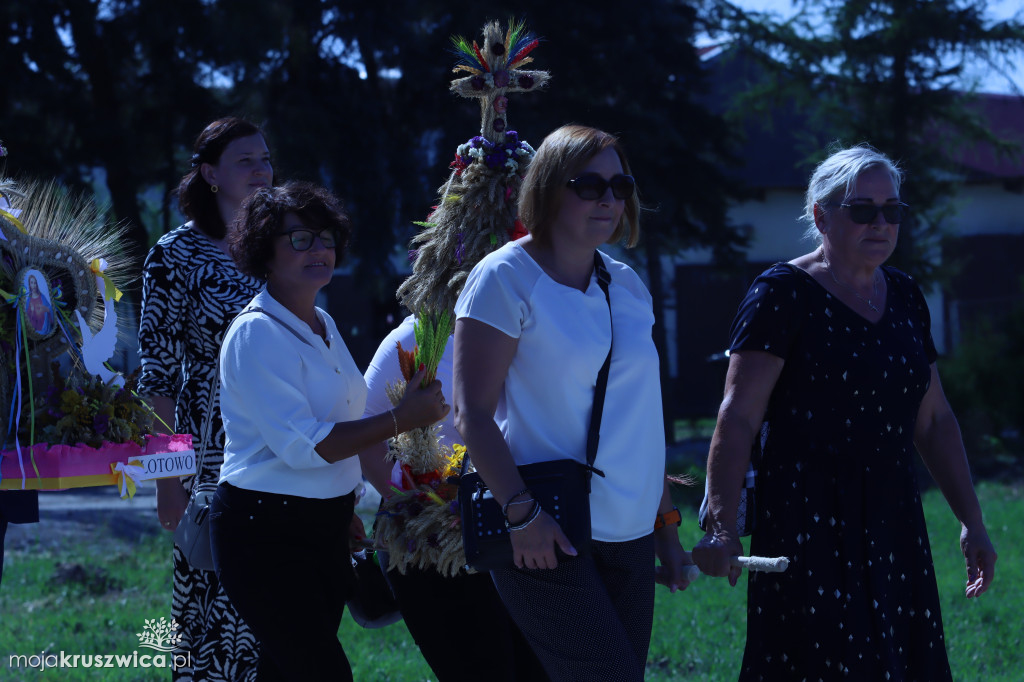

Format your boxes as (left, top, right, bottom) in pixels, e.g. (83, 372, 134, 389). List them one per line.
(23, 269, 54, 337)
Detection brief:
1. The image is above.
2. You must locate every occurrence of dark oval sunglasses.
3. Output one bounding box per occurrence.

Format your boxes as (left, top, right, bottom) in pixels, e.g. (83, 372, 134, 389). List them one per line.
(278, 228, 339, 251)
(830, 202, 909, 225)
(566, 173, 635, 201)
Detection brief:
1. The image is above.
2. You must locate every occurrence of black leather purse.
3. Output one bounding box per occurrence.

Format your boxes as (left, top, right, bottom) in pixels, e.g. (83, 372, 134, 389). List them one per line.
(346, 548, 402, 629)
(458, 253, 612, 572)
(173, 369, 222, 572)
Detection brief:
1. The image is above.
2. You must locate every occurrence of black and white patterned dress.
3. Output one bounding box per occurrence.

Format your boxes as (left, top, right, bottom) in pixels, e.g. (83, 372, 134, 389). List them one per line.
(139, 223, 260, 682)
(731, 263, 952, 681)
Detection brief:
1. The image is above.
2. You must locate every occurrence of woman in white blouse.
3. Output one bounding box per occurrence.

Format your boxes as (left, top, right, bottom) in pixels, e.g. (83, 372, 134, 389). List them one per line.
(210, 182, 447, 681)
(452, 125, 693, 682)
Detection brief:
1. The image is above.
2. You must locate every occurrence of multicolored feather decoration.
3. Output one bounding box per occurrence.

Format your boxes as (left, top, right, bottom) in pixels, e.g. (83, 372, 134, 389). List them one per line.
(508, 38, 540, 69)
(451, 35, 490, 72)
(472, 41, 489, 72)
(504, 20, 525, 56)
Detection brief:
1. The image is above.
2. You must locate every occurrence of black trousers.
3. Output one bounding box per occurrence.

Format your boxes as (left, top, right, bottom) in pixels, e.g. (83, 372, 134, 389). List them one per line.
(386, 566, 549, 682)
(491, 535, 656, 682)
(0, 490, 38, 588)
(210, 482, 355, 682)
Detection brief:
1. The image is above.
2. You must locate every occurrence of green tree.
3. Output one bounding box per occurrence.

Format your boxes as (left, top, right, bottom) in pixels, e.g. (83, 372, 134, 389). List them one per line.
(713, 0, 1024, 283)
(1, 0, 221, 260)
(523, 0, 751, 438)
(941, 285, 1024, 464)
(204, 1, 749, 419)
(2, 1, 750, 426)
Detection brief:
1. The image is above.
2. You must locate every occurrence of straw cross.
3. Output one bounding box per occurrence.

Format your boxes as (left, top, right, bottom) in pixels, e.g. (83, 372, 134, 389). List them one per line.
(449, 21, 550, 143)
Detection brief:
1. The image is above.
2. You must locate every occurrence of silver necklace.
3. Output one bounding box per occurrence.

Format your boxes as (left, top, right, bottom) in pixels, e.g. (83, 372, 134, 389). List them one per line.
(820, 251, 880, 312)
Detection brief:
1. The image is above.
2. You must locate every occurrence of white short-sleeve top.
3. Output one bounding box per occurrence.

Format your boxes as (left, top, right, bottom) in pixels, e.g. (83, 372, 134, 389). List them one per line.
(454, 241, 665, 542)
(219, 289, 364, 498)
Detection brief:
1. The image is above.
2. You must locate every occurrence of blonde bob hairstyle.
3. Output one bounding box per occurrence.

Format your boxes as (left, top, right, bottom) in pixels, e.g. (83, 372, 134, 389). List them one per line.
(518, 125, 640, 248)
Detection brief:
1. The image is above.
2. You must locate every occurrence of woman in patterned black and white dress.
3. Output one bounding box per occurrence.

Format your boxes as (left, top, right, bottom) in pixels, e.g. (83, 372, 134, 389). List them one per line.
(693, 145, 997, 680)
(139, 117, 272, 681)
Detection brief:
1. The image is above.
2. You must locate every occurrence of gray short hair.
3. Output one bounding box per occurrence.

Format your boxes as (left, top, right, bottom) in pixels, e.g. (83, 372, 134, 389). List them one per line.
(801, 144, 903, 244)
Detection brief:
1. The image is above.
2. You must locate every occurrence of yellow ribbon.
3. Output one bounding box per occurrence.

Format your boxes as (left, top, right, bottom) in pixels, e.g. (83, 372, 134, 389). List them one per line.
(0, 208, 26, 234)
(0, 287, 18, 305)
(0, 473, 116, 490)
(111, 460, 145, 499)
(90, 258, 123, 302)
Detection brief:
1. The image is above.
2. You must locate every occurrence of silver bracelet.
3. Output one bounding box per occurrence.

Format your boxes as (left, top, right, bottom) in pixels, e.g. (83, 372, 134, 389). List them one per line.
(388, 408, 399, 439)
(506, 500, 542, 531)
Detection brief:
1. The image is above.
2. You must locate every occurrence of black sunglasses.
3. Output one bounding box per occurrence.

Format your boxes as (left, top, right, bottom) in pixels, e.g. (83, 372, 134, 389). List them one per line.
(566, 173, 635, 201)
(830, 202, 909, 225)
(278, 228, 338, 251)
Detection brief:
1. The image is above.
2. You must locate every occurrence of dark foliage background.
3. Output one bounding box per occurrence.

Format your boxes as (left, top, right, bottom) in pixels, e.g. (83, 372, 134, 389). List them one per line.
(2, 1, 1021, 450)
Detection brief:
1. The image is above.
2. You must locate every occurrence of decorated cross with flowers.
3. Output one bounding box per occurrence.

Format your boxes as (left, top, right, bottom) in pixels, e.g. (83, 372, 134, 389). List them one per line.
(450, 20, 550, 144)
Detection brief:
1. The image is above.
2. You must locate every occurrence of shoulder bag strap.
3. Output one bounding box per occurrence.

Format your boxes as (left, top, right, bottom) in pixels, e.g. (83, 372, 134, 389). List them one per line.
(188, 305, 313, 499)
(583, 251, 613, 484)
(457, 253, 615, 480)
(244, 306, 315, 349)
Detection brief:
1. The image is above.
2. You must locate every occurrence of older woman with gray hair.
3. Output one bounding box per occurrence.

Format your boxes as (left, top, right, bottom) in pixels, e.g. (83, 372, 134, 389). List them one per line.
(692, 144, 996, 680)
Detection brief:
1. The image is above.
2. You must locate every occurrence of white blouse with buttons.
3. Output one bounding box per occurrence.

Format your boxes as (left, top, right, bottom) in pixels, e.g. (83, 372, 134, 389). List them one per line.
(218, 289, 364, 498)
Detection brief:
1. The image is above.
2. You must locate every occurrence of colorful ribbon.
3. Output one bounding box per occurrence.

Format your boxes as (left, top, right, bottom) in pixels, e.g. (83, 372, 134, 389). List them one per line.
(90, 258, 123, 302)
(10, 302, 29, 489)
(0, 287, 21, 305)
(111, 460, 145, 499)
(0, 208, 25, 237)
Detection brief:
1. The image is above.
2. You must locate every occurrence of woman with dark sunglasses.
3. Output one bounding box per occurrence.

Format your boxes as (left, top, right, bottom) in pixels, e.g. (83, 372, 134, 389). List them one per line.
(693, 144, 997, 681)
(452, 125, 694, 682)
(209, 182, 448, 680)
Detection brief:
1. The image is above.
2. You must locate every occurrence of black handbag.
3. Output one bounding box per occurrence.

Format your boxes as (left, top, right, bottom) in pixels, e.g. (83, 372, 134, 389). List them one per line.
(174, 482, 217, 571)
(173, 369, 220, 571)
(346, 549, 403, 629)
(458, 253, 612, 572)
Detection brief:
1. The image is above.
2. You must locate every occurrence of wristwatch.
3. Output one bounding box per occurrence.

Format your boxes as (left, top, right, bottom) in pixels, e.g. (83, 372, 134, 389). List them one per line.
(654, 506, 682, 530)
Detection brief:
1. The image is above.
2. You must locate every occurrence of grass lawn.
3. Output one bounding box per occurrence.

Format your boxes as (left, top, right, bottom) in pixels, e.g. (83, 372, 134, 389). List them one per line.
(0, 479, 1019, 681)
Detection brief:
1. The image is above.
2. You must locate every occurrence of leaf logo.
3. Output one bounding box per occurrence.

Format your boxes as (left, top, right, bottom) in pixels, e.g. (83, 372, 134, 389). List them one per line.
(136, 617, 183, 653)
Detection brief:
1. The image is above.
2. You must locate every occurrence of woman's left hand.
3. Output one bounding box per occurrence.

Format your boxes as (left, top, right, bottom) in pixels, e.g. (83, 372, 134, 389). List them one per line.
(653, 526, 695, 593)
(960, 522, 997, 598)
(510, 509, 577, 570)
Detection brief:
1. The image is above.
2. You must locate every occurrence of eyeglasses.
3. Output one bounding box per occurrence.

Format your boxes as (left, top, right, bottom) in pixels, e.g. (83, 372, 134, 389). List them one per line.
(566, 173, 635, 201)
(829, 202, 909, 225)
(277, 228, 338, 251)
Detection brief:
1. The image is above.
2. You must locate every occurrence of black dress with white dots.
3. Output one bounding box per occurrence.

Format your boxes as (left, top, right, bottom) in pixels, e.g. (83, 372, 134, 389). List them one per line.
(731, 263, 952, 682)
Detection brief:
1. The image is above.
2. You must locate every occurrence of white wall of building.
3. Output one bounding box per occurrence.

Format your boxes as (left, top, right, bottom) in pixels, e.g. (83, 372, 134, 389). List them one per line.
(672, 183, 1023, 359)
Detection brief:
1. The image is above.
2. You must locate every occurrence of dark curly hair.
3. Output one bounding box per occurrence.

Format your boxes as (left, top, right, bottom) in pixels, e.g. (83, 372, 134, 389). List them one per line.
(229, 181, 351, 280)
(176, 117, 267, 240)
